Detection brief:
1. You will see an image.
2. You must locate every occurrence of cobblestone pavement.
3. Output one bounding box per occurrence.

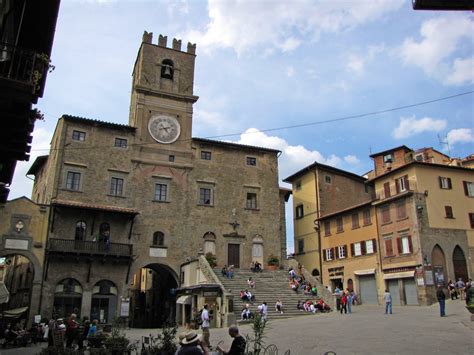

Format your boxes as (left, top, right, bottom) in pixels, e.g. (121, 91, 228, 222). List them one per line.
(2, 299, 473, 355)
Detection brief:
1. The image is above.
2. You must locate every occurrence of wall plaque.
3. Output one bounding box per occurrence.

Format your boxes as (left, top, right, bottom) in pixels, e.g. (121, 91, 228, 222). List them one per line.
(150, 247, 167, 258)
(5, 239, 29, 250)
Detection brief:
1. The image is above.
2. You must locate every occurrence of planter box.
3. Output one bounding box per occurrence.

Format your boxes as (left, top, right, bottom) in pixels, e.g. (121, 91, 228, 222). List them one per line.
(266, 265, 278, 271)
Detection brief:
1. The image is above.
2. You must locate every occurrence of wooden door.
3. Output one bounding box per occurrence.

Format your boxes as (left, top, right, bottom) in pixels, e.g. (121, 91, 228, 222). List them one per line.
(228, 243, 240, 268)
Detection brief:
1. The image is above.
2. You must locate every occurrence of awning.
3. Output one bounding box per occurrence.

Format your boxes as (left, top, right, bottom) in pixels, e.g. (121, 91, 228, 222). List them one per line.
(383, 271, 415, 280)
(354, 269, 376, 276)
(2, 306, 28, 317)
(176, 295, 192, 305)
(0, 282, 9, 304)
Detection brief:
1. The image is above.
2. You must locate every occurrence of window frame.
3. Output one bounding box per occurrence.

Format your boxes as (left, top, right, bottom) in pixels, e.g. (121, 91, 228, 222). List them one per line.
(396, 175, 409, 193)
(353, 242, 362, 256)
(154, 183, 168, 202)
(297, 239, 305, 254)
(381, 204, 391, 224)
(324, 220, 331, 237)
(439, 176, 452, 190)
(110, 177, 124, 196)
(66, 171, 81, 191)
(351, 212, 359, 229)
(200, 151, 212, 160)
(383, 153, 393, 163)
(396, 199, 407, 219)
(445, 205, 454, 219)
(246, 192, 258, 209)
(336, 216, 344, 233)
(363, 208, 371, 225)
(246, 156, 257, 166)
(337, 245, 346, 259)
(325, 248, 333, 261)
(463, 181, 474, 197)
(152, 231, 165, 247)
(469, 213, 474, 229)
(199, 187, 213, 206)
(114, 137, 128, 148)
(72, 130, 86, 141)
(324, 175, 332, 184)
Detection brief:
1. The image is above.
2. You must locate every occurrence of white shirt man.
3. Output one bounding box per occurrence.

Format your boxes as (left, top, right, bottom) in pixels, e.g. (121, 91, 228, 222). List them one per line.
(201, 304, 210, 347)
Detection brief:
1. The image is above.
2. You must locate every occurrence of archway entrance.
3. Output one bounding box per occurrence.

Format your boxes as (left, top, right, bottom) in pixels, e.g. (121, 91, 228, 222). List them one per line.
(129, 263, 178, 328)
(432, 245, 447, 285)
(0, 255, 35, 329)
(453, 246, 468, 282)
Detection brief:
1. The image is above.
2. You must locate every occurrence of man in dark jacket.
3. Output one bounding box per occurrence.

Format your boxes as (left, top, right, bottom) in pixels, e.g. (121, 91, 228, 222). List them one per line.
(217, 325, 246, 355)
(436, 285, 446, 317)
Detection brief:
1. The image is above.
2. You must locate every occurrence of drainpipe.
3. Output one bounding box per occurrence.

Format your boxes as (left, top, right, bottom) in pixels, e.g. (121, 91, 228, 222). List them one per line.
(313, 168, 323, 285)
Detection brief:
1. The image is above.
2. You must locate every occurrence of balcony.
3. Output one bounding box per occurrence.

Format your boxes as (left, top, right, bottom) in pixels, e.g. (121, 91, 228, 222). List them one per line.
(0, 42, 51, 97)
(47, 238, 133, 260)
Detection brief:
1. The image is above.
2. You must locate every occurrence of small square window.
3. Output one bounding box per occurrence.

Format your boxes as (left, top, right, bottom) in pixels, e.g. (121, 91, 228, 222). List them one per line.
(246, 157, 257, 166)
(115, 138, 127, 148)
(325, 175, 332, 184)
(169, 155, 175, 162)
(201, 151, 212, 160)
(72, 130, 86, 141)
(383, 153, 393, 163)
(439, 177, 452, 189)
(246, 193, 257, 209)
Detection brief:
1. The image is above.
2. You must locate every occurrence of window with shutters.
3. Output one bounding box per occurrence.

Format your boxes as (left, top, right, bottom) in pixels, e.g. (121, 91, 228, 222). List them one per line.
(380, 204, 391, 224)
(384, 182, 391, 198)
(445, 205, 454, 219)
(396, 199, 407, 219)
(385, 238, 394, 256)
(469, 213, 474, 229)
(463, 181, 474, 197)
(363, 209, 371, 225)
(337, 245, 346, 259)
(396, 175, 409, 193)
(325, 248, 333, 261)
(399, 236, 412, 254)
(353, 242, 362, 256)
(296, 204, 304, 219)
(324, 220, 331, 236)
(439, 176, 452, 189)
(336, 217, 344, 233)
(365, 240, 375, 254)
(351, 212, 359, 229)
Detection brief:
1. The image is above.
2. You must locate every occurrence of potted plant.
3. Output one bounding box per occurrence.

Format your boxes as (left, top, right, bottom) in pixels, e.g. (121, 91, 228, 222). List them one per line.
(205, 252, 217, 268)
(266, 255, 279, 271)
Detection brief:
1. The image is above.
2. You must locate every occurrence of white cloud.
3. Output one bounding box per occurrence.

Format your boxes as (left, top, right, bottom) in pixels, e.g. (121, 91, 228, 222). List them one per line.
(347, 54, 364, 76)
(234, 128, 355, 182)
(10, 127, 53, 199)
(444, 57, 474, 86)
(392, 116, 447, 139)
(447, 128, 474, 145)
(344, 155, 360, 165)
(400, 14, 474, 85)
(286, 66, 295, 77)
(185, 0, 404, 55)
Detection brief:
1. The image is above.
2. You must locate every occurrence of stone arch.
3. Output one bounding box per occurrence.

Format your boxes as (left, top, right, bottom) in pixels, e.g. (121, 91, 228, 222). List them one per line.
(431, 244, 447, 285)
(53, 278, 83, 318)
(452, 245, 469, 282)
(0, 249, 42, 284)
(91, 280, 118, 324)
(161, 59, 174, 79)
(128, 262, 179, 328)
(311, 268, 320, 277)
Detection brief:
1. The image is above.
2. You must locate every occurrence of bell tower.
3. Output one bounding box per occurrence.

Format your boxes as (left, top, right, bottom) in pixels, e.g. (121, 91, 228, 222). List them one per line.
(129, 31, 198, 151)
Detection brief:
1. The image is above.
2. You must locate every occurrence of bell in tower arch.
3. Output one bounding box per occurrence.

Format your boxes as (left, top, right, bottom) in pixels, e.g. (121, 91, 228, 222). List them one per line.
(161, 59, 174, 80)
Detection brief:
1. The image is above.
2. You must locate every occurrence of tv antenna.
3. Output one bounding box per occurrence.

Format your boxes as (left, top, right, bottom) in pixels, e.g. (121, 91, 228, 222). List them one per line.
(438, 134, 451, 156)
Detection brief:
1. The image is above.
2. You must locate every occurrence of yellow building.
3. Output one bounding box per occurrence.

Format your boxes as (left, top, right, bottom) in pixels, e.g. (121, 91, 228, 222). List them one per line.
(318, 203, 383, 304)
(284, 162, 374, 283)
(369, 146, 473, 305)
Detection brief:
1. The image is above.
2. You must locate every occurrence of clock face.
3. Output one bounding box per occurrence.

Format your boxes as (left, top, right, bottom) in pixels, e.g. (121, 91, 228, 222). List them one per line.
(148, 114, 181, 144)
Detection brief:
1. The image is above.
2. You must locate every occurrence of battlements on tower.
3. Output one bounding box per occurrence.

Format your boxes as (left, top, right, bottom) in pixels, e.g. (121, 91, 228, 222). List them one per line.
(141, 31, 196, 55)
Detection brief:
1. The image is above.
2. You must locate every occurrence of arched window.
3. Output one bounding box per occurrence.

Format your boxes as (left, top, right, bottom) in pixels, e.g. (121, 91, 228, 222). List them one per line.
(161, 59, 174, 80)
(92, 280, 117, 324)
(312, 268, 320, 277)
(75, 221, 86, 241)
(203, 232, 216, 255)
(153, 231, 165, 246)
(53, 278, 82, 318)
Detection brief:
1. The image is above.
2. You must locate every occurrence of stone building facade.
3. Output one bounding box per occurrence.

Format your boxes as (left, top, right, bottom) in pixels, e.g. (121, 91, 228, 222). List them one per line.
(23, 32, 287, 326)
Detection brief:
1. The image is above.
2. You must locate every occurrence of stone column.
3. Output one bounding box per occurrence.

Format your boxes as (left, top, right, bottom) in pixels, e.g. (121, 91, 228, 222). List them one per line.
(28, 281, 42, 327)
(81, 290, 92, 320)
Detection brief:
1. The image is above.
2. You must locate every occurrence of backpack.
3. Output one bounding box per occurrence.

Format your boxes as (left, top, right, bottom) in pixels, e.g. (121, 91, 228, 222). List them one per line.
(196, 309, 203, 325)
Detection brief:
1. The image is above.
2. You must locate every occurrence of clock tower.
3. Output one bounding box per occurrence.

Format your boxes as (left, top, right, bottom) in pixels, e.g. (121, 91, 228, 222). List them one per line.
(129, 31, 198, 154)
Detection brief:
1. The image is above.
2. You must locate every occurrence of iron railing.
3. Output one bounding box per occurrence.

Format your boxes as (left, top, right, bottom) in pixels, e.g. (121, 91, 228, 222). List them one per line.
(48, 238, 133, 257)
(0, 42, 50, 95)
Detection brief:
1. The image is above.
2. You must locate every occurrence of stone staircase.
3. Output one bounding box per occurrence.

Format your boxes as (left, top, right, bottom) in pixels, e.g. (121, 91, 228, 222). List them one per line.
(214, 268, 321, 321)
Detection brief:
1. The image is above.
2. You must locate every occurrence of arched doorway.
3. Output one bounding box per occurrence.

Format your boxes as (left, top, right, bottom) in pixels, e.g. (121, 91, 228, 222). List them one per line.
(53, 278, 83, 318)
(129, 263, 178, 328)
(453, 246, 468, 282)
(432, 245, 447, 285)
(91, 280, 118, 324)
(347, 278, 354, 292)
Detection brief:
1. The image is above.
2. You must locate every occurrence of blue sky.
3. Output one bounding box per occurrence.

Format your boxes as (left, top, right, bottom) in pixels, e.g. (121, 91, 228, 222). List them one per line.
(10, 0, 474, 253)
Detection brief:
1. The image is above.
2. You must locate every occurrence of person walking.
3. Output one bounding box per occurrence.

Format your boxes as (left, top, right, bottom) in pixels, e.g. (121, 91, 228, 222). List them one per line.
(346, 290, 352, 314)
(340, 292, 347, 314)
(201, 304, 211, 349)
(455, 278, 465, 300)
(384, 289, 392, 314)
(437, 285, 446, 317)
